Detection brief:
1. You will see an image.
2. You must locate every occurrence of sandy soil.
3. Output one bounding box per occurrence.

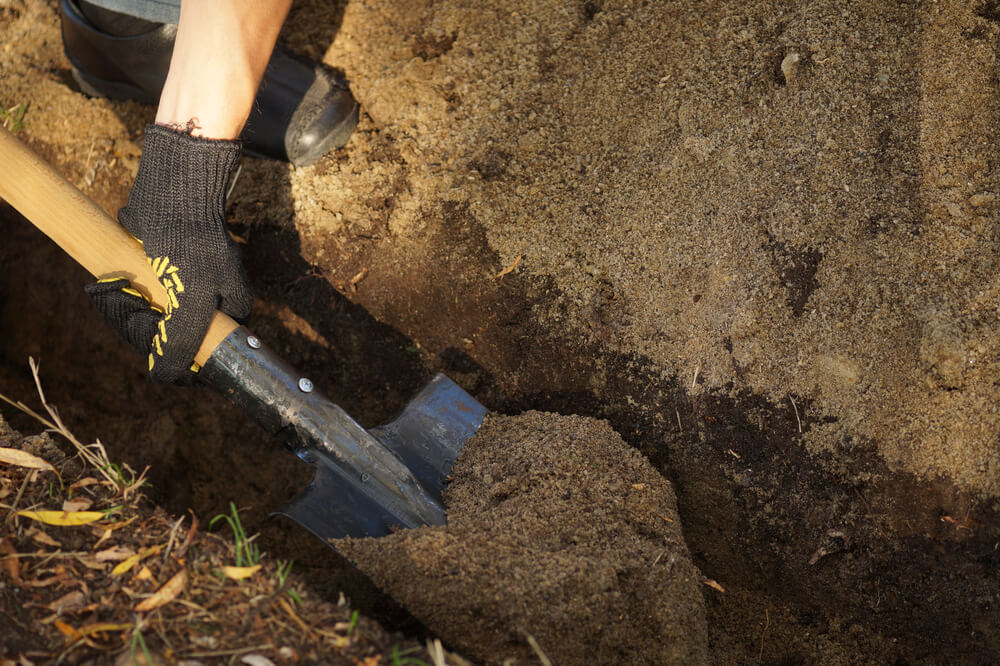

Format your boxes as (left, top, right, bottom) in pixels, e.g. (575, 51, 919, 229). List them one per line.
(2, 0, 1000, 663)
(339, 412, 708, 665)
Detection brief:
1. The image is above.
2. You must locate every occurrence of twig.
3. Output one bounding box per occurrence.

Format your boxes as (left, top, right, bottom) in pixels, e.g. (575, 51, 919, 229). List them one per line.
(427, 639, 447, 666)
(759, 608, 770, 660)
(523, 633, 552, 666)
(162, 515, 186, 562)
(4, 472, 33, 524)
(0, 359, 119, 489)
(179, 644, 272, 659)
(788, 394, 802, 433)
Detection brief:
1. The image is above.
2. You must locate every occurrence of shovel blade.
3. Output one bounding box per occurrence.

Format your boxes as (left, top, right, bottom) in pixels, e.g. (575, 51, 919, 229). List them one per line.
(200, 327, 488, 543)
(276, 374, 488, 542)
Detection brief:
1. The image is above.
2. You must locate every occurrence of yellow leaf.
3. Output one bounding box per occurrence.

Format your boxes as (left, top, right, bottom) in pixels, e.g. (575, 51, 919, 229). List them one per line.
(53, 619, 80, 639)
(0, 447, 55, 472)
(112, 545, 162, 576)
(16, 510, 104, 526)
(77, 622, 131, 637)
(135, 568, 187, 612)
(221, 564, 262, 580)
(111, 553, 141, 576)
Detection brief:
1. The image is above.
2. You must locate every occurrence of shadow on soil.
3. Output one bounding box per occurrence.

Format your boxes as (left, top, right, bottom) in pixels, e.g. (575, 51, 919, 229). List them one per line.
(2, 196, 998, 663)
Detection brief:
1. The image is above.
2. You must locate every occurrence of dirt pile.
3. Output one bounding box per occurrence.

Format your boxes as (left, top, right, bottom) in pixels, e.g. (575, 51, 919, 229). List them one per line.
(338, 411, 709, 665)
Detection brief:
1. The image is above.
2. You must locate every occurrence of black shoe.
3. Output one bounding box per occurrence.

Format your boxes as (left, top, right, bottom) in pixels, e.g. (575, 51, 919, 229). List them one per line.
(59, 0, 359, 166)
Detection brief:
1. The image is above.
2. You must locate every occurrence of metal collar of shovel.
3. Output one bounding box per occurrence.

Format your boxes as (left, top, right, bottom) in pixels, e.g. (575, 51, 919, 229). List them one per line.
(199, 326, 488, 544)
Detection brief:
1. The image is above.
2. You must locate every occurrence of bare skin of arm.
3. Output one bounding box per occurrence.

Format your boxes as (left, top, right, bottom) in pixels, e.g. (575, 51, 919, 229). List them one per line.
(155, 0, 295, 140)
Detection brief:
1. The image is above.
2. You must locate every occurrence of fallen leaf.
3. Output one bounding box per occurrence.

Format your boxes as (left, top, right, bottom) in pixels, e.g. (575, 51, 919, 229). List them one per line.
(221, 564, 262, 580)
(76, 622, 131, 637)
(494, 254, 523, 280)
(62, 498, 93, 512)
(0, 447, 56, 472)
(0, 538, 23, 586)
(111, 554, 141, 576)
(69, 477, 99, 490)
(53, 619, 80, 639)
(241, 656, 276, 666)
(28, 529, 61, 548)
(16, 510, 104, 526)
(46, 590, 86, 614)
(134, 566, 153, 581)
(135, 568, 187, 612)
(701, 577, 726, 593)
(93, 528, 113, 548)
(112, 545, 161, 576)
(74, 555, 106, 571)
(94, 546, 135, 562)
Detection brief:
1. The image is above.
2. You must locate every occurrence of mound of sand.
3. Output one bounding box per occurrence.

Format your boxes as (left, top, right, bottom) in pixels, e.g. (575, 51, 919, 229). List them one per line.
(338, 412, 708, 665)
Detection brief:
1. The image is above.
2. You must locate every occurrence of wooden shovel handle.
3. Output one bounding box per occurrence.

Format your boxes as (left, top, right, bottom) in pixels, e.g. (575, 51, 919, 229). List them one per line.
(0, 126, 237, 366)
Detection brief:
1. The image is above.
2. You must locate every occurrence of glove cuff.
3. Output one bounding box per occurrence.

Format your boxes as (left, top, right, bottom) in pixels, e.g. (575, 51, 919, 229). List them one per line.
(126, 124, 242, 234)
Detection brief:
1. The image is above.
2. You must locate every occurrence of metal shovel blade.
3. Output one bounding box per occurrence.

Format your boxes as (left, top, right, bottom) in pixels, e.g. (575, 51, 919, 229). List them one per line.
(200, 327, 488, 544)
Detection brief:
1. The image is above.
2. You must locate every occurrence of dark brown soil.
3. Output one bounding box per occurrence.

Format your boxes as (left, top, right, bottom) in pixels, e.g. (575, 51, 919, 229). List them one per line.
(2, 0, 1000, 664)
(338, 412, 708, 665)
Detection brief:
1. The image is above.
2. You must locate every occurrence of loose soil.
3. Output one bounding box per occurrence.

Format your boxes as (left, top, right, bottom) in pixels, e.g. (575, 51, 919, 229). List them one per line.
(338, 412, 708, 666)
(2, 0, 1000, 663)
(0, 411, 443, 665)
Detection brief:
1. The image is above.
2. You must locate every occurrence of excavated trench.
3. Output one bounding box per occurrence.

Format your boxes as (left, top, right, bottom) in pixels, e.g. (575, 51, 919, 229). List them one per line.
(2, 200, 998, 664)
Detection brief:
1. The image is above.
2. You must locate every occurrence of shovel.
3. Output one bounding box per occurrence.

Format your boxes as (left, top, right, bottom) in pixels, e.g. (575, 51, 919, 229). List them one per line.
(0, 126, 487, 545)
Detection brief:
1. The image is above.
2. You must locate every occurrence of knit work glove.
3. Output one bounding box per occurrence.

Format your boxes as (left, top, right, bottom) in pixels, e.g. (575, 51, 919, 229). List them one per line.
(87, 124, 253, 383)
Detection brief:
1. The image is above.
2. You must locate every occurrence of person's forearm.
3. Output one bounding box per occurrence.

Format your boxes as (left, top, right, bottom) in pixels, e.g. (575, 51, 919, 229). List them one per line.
(155, 0, 294, 139)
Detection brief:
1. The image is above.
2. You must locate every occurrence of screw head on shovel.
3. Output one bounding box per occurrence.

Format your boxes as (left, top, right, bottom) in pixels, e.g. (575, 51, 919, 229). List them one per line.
(199, 327, 488, 545)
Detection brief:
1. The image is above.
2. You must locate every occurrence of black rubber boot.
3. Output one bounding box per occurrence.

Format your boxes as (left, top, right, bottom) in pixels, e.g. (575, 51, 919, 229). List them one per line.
(60, 0, 359, 166)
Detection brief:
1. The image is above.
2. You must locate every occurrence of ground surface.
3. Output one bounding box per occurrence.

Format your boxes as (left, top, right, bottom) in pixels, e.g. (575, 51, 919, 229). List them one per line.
(0, 411, 446, 664)
(2, 0, 1000, 663)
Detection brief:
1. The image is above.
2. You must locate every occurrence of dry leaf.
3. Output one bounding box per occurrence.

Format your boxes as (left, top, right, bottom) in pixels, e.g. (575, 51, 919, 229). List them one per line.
(0, 537, 23, 586)
(28, 528, 62, 548)
(135, 568, 187, 612)
(74, 555, 107, 571)
(241, 656, 276, 666)
(94, 546, 135, 562)
(134, 566, 153, 581)
(494, 254, 522, 280)
(221, 564, 262, 580)
(701, 577, 726, 593)
(62, 498, 93, 512)
(53, 619, 80, 639)
(76, 622, 131, 638)
(112, 545, 161, 576)
(69, 477, 99, 490)
(93, 527, 113, 549)
(16, 510, 104, 526)
(111, 553, 141, 576)
(46, 590, 86, 614)
(0, 447, 56, 472)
